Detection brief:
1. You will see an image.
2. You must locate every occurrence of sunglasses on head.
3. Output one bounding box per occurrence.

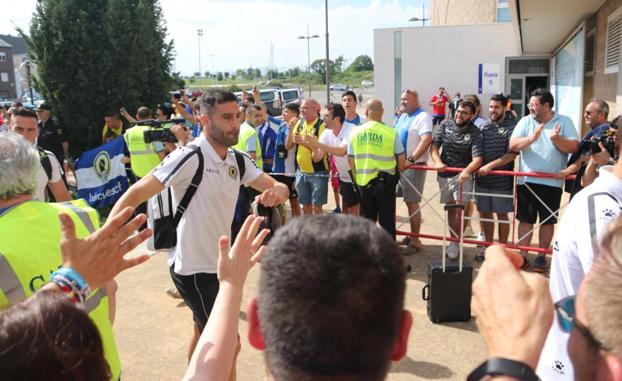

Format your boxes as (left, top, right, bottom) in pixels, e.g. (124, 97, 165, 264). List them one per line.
(555, 295, 609, 351)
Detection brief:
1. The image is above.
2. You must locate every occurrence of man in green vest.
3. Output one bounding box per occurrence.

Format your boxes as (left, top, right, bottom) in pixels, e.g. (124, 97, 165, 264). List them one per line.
(0, 131, 123, 380)
(233, 103, 263, 168)
(348, 99, 406, 239)
(123, 106, 168, 179)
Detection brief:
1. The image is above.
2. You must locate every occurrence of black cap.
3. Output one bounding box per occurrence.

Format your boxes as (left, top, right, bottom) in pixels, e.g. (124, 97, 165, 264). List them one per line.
(37, 102, 51, 111)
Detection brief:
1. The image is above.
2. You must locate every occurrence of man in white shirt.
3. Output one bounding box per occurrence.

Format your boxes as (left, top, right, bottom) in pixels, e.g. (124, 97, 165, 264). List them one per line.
(537, 126, 622, 380)
(9, 107, 71, 202)
(304, 103, 358, 215)
(109, 90, 289, 374)
(394, 89, 433, 252)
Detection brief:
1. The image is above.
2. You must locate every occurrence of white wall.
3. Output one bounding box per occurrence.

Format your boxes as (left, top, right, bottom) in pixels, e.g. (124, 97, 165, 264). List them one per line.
(374, 23, 520, 125)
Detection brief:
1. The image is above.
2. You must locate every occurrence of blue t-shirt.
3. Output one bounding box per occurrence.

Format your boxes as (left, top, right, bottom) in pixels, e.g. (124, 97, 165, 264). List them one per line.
(394, 108, 424, 154)
(345, 114, 361, 126)
(258, 119, 279, 171)
(511, 113, 579, 188)
(272, 122, 297, 175)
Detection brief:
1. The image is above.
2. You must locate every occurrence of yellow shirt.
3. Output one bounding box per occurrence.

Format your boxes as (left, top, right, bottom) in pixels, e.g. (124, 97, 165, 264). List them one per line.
(102, 123, 124, 143)
(294, 118, 327, 173)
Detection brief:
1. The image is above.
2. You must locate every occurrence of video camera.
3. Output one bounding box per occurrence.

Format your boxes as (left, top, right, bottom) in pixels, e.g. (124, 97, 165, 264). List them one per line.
(142, 117, 187, 143)
(579, 128, 617, 158)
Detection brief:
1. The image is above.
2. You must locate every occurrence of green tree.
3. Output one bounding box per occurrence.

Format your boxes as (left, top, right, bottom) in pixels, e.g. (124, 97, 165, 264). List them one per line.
(204, 71, 210, 77)
(348, 55, 373, 72)
(224, 71, 230, 79)
(310, 58, 337, 84)
(246, 67, 255, 79)
(253, 68, 262, 78)
(334, 55, 345, 73)
(22, 0, 174, 154)
(235, 69, 246, 79)
(216, 72, 224, 81)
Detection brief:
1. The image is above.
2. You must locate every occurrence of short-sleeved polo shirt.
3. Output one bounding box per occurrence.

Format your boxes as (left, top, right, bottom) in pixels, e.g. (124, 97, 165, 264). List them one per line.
(432, 120, 483, 178)
(394, 109, 433, 163)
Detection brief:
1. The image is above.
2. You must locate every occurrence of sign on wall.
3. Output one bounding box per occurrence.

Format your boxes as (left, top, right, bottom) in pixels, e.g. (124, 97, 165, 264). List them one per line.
(478, 63, 501, 94)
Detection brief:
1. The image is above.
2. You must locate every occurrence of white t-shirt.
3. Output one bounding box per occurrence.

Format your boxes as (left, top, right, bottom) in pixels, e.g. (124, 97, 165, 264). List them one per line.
(34, 149, 63, 202)
(152, 135, 262, 275)
(319, 124, 353, 182)
(405, 111, 433, 163)
(537, 166, 622, 381)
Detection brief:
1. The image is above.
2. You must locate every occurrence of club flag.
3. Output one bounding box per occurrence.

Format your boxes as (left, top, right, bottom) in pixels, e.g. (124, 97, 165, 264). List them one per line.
(75, 136, 128, 208)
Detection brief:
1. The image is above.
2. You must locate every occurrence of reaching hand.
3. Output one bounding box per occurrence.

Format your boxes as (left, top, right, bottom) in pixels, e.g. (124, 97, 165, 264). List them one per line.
(303, 134, 319, 149)
(59, 207, 152, 290)
(217, 215, 269, 287)
(471, 245, 553, 368)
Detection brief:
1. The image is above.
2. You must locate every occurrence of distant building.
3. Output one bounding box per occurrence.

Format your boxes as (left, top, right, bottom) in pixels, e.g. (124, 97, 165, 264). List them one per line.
(0, 38, 17, 100)
(0, 34, 34, 99)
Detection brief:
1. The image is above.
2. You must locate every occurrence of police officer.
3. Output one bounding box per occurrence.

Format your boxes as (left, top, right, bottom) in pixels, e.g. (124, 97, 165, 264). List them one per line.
(36, 102, 68, 167)
(348, 99, 406, 239)
(0, 131, 122, 380)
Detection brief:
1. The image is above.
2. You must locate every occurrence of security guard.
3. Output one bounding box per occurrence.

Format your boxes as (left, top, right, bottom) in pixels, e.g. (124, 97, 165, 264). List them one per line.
(348, 99, 406, 239)
(123, 106, 167, 179)
(0, 131, 121, 380)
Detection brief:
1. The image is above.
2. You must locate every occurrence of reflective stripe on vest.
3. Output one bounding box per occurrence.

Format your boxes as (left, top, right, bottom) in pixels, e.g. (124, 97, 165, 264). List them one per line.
(124, 125, 161, 178)
(351, 121, 397, 186)
(0, 200, 121, 381)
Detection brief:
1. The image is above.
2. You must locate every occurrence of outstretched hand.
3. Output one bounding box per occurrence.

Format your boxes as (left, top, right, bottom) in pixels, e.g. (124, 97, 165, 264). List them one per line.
(471, 245, 553, 368)
(59, 207, 152, 290)
(217, 215, 269, 287)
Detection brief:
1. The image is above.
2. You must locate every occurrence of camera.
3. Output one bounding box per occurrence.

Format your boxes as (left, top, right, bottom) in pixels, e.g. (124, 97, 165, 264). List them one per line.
(142, 118, 187, 143)
(579, 128, 617, 158)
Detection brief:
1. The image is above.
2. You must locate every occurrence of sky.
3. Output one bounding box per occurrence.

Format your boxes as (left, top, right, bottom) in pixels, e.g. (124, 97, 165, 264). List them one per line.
(1, 0, 430, 75)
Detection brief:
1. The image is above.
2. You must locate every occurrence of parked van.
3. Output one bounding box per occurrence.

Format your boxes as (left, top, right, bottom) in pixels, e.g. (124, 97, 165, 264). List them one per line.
(235, 87, 303, 116)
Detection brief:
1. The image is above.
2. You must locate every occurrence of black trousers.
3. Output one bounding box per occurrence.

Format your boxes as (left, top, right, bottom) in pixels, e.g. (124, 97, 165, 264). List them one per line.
(360, 179, 396, 239)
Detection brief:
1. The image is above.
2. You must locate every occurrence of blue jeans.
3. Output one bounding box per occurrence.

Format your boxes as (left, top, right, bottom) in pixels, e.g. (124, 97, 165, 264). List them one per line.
(295, 170, 328, 206)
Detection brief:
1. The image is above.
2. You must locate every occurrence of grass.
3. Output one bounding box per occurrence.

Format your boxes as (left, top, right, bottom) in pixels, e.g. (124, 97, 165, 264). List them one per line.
(184, 70, 373, 91)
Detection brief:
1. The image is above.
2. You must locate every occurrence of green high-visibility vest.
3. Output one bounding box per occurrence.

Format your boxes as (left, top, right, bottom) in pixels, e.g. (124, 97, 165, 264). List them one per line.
(233, 122, 263, 169)
(350, 121, 398, 186)
(124, 125, 161, 178)
(0, 200, 121, 380)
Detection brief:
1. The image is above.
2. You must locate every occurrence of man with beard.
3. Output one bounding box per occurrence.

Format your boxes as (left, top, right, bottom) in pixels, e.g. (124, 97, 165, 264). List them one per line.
(431, 100, 483, 259)
(474, 94, 517, 261)
(109, 90, 289, 378)
(509, 88, 579, 272)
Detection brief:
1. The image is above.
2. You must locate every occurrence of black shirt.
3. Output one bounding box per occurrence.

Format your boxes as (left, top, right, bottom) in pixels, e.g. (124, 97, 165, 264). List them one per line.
(476, 117, 516, 190)
(432, 119, 483, 178)
(38, 117, 66, 161)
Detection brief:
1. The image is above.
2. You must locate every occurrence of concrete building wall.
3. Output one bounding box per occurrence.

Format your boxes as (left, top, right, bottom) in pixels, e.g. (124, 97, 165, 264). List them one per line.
(431, 0, 496, 25)
(374, 23, 520, 125)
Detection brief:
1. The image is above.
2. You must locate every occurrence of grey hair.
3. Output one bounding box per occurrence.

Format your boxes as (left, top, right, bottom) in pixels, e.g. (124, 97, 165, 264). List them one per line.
(0, 132, 39, 199)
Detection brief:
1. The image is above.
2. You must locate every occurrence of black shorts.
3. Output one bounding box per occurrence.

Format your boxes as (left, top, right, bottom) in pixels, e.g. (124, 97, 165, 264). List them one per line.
(516, 183, 562, 225)
(339, 180, 359, 208)
(272, 174, 298, 199)
(432, 115, 445, 126)
(169, 266, 219, 332)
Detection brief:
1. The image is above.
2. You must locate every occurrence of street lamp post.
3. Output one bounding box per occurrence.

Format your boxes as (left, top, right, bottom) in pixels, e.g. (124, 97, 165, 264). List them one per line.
(408, 2, 429, 26)
(298, 26, 319, 98)
(324, 0, 330, 106)
(197, 29, 203, 76)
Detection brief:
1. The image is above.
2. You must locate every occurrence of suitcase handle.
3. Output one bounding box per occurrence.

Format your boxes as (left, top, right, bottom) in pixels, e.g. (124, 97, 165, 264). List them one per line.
(422, 284, 429, 301)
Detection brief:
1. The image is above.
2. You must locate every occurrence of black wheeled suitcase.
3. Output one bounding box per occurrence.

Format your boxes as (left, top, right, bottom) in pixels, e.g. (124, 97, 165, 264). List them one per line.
(421, 203, 473, 323)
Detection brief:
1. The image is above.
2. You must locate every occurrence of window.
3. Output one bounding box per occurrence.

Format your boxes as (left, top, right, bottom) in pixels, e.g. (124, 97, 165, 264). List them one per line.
(0, 73, 8, 82)
(496, 0, 511, 23)
(605, 7, 622, 74)
(0, 52, 6, 62)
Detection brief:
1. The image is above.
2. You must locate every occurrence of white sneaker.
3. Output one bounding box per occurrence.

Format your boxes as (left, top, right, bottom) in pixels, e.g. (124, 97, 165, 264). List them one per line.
(476, 231, 485, 242)
(463, 226, 475, 238)
(446, 242, 459, 260)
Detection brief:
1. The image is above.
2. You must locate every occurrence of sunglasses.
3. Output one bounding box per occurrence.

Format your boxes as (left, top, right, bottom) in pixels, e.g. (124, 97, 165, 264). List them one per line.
(555, 295, 608, 351)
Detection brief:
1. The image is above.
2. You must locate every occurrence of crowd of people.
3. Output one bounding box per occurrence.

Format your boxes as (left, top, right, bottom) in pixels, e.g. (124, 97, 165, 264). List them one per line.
(0, 82, 621, 381)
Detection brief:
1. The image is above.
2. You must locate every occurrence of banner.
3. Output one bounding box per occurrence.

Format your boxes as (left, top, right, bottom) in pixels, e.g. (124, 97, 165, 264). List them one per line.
(75, 137, 128, 208)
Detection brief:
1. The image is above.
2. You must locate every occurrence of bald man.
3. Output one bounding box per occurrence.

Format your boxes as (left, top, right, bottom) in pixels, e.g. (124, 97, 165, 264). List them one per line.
(348, 99, 406, 238)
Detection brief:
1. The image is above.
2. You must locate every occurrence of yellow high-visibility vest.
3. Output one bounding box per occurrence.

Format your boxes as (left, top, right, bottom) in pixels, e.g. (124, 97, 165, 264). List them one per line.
(350, 121, 398, 186)
(124, 125, 161, 178)
(0, 200, 121, 380)
(233, 122, 263, 169)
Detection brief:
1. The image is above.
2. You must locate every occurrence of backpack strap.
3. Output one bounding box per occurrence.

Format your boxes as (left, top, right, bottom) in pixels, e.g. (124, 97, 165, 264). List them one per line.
(232, 149, 246, 180)
(37, 146, 52, 181)
(172, 146, 204, 228)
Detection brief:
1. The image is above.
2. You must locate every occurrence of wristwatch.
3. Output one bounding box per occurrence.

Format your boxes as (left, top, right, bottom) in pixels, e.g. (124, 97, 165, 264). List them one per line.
(467, 358, 539, 381)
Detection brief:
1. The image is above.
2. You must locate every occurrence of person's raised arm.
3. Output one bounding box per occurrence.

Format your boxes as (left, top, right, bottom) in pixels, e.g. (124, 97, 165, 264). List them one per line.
(550, 123, 579, 154)
(109, 175, 164, 218)
(120, 107, 137, 125)
(509, 123, 544, 152)
(183, 215, 268, 381)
